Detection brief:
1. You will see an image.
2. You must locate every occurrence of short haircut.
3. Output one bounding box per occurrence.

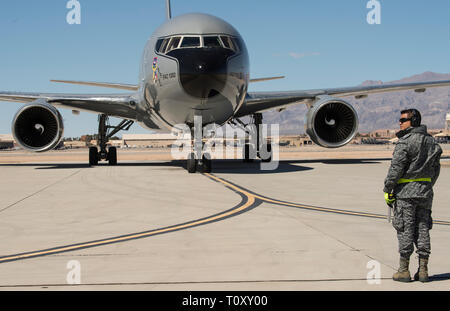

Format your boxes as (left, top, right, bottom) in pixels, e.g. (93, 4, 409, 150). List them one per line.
(401, 109, 413, 117)
(401, 109, 421, 126)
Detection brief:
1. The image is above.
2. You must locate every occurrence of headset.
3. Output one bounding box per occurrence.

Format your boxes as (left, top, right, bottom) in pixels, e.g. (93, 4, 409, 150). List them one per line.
(402, 108, 421, 127)
(409, 109, 422, 127)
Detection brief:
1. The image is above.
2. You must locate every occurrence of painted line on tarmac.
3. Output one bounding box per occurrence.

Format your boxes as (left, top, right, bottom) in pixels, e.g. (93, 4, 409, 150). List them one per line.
(0, 176, 261, 264)
(2, 171, 449, 264)
(0, 169, 83, 214)
(204, 173, 450, 226)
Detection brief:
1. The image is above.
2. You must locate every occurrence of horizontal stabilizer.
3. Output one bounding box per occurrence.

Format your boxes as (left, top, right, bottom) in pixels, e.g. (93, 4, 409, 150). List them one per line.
(250, 76, 285, 83)
(51, 80, 139, 91)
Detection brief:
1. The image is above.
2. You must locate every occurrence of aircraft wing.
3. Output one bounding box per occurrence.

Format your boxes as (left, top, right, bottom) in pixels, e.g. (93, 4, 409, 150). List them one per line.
(50, 80, 139, 91)
(0, 91, 137, 119)
(236, 79, 450, 117)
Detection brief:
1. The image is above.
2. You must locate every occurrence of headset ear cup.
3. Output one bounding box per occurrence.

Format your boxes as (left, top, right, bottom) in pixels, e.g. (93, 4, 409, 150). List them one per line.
(410, 109, 421, 127)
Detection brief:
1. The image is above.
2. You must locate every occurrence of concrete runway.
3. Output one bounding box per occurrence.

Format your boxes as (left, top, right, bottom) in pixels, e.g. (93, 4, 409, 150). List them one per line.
(0, 153, 449, 290)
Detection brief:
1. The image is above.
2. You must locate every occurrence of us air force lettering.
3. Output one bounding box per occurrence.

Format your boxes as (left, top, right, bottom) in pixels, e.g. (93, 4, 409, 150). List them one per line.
(1, 0, 450, 173)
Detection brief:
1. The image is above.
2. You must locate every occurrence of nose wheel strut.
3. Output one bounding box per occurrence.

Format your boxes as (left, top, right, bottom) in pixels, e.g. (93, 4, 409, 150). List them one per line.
(186, 125, 212, 174)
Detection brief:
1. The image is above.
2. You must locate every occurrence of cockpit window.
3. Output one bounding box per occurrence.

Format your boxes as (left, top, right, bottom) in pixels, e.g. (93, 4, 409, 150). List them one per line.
(220, 36, 236, 51)
(231, 37, 242, 52)
(157, 38, 170, 53)
(203, 36, 222, 48)
(220, 36, 230, 49)
(156, 35, 241, 54)
(166, 37, 181, 53)
(156, 39, 164, 52)
(180, 37, 201, 48)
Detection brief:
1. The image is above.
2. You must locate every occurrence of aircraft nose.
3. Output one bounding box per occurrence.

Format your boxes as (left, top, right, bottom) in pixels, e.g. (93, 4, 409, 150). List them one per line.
(167, 48, 234, 99)
(195, 62, 207, 72)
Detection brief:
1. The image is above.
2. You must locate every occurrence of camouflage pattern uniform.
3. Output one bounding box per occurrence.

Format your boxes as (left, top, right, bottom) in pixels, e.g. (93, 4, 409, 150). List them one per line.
(384, 125, 442, 259)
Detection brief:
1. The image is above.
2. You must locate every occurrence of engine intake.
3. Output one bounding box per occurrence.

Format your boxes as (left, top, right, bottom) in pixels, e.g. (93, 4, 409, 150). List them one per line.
(305, 97, 358, 148)
(12, 101, 64, 152)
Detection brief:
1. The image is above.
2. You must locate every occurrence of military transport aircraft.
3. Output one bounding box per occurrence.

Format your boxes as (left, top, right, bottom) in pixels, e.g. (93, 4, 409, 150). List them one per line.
(1, 0, 450, 173)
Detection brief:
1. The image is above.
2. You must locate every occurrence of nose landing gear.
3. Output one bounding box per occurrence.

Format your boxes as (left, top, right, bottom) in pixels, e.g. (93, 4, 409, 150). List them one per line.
(187, 152, 212, 174)
(186, 123, 212, 173)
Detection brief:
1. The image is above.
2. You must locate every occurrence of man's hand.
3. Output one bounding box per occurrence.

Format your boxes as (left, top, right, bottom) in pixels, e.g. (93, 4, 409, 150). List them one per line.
(384, 192, 396, 205)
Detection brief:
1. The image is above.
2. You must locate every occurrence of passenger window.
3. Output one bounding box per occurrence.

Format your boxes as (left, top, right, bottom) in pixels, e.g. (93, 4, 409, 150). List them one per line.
(166, 37, 181, 53)
(203, 36, 222, 48)
(180, 37, 201, 48)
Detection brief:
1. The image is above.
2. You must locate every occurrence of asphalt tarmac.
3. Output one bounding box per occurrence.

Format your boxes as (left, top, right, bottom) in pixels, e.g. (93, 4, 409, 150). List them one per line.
(0, 149, 449, 290)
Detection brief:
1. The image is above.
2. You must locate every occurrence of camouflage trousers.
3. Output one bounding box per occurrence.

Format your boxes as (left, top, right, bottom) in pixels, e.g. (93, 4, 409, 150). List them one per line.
(393, 198, 433, 259)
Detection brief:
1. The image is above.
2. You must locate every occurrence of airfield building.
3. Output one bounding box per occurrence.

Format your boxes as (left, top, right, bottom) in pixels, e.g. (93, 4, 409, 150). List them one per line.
(0, 134, 15, 149)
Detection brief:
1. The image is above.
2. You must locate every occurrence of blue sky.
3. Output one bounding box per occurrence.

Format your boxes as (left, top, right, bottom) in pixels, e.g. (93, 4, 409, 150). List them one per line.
(0, 0, 449, 137)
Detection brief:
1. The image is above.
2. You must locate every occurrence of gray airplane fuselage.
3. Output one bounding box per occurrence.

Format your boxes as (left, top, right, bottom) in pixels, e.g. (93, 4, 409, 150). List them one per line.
(135, 13, 250, 131)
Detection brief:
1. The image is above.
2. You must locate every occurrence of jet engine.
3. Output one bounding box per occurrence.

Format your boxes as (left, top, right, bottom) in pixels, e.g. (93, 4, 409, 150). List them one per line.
(305, 97, 358, 148)
(12, 101, 64, 152)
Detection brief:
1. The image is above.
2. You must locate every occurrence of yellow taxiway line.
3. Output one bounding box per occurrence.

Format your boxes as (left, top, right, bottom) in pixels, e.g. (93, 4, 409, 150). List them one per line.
(1, 172, 448, 264)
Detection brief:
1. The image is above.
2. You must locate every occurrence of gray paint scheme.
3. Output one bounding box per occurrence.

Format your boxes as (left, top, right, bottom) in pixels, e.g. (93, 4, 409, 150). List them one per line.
(1, 12, 450, 140)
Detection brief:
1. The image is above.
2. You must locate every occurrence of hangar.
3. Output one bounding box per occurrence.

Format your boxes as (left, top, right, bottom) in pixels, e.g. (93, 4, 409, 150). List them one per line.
(0, 134, 15, 149)
(122, 134, 186, 148)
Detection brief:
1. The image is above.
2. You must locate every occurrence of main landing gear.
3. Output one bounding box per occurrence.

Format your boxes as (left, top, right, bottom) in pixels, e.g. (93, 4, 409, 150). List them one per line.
(89, 114, 134, 166)
(235, 113, 273, 163)
(185, 113, 274, 173)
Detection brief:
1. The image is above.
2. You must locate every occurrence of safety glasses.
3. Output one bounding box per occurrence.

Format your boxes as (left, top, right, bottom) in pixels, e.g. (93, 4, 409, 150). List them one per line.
(399, 118, 411, 123)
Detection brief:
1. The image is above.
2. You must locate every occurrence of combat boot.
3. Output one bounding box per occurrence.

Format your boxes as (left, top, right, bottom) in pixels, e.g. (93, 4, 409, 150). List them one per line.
(393, 257, 411, 282)
(414, 256, 429, 283)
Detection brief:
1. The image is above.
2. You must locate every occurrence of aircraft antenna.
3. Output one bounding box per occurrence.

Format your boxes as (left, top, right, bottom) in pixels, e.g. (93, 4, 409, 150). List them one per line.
(166, 0, 172, 20)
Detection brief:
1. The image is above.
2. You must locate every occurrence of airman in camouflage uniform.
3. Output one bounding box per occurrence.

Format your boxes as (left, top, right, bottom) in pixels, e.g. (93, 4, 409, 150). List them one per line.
(384, 109, 442, 283)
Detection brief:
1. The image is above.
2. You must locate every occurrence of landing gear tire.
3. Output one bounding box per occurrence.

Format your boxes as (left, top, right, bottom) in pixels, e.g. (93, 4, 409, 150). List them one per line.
(88, 114, 134, 166)
(89, 147, 99, 166)
(259, 144, 273, 163)
(199, 153, 212, 173)
(108, 147, 117, 166)
(187, 153, 197, 174)
(243, 143, 255, 163)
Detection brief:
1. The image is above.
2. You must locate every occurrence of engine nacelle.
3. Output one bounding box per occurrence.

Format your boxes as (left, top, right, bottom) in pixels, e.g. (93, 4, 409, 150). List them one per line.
(305, 97, 358, 148)
(12, 101, 64, 152)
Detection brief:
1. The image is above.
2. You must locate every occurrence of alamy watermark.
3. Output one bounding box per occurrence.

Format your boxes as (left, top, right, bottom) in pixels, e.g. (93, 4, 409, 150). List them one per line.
(367, 0, 381, 25)
(170, 116, 279, 171)
(66, 260, 81, 285)
(66, 0, 81, 25)
(366, 260, 381, 285)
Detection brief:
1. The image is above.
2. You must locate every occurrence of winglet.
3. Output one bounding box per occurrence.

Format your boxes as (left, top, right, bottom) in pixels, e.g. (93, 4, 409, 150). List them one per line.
(250, 76, 285, 83)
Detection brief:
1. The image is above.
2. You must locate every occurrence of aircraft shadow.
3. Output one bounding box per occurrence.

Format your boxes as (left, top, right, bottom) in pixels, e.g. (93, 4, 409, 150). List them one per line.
(203, 160, 313, 174)
(0, 162, 183, 170)
(286, 158, 386, 165)
(0, 158, 386, 174)
(0, 160, 312, 174)
(430, 273, 450, 282)
(0, 155, 447, 171)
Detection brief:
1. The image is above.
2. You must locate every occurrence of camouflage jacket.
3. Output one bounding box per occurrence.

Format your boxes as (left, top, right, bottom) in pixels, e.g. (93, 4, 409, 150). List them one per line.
(383, 125, 442, 201)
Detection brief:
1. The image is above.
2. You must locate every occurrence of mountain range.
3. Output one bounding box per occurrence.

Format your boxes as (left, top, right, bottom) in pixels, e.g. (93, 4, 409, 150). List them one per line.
(262, 72, 450, 134)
